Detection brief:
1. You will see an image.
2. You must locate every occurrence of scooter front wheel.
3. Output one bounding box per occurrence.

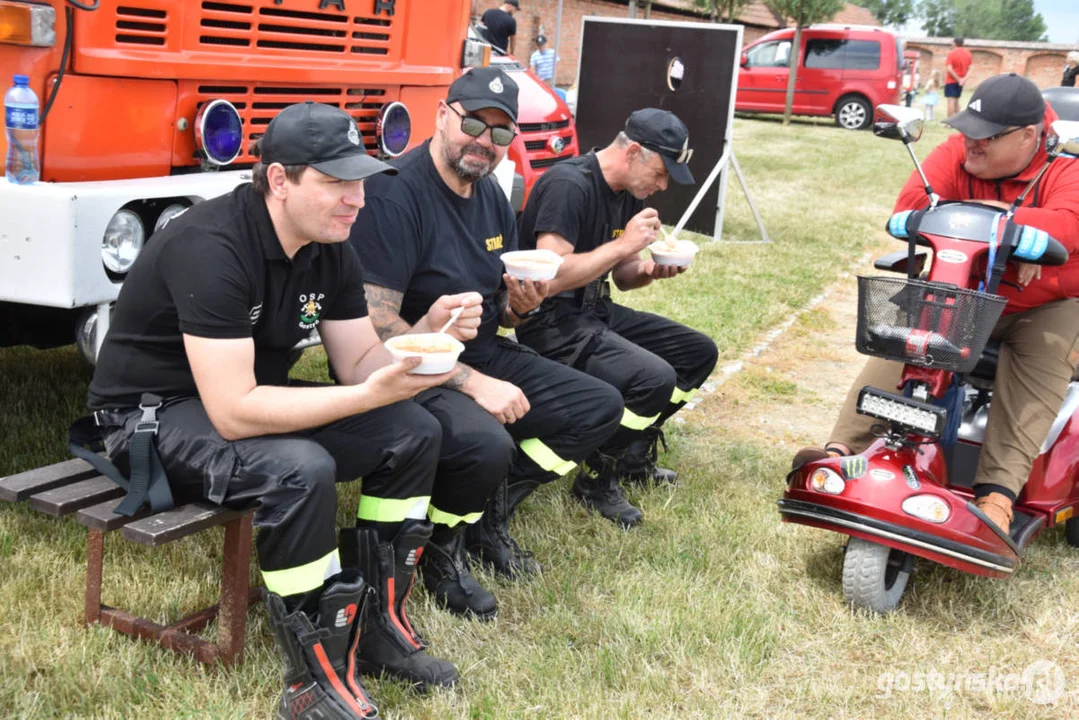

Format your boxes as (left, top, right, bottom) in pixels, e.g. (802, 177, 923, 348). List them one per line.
(842, 537, 913, 613)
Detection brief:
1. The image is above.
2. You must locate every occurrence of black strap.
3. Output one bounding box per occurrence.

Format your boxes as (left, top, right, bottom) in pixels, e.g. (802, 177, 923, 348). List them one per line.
(985, 219, 1019, 295)
(68, 393, 174, 518)
(905, 209, 927, 280)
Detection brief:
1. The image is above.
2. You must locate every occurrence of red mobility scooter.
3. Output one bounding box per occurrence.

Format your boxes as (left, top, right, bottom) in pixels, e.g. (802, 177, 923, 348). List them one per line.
(779, 105, 1079, 612)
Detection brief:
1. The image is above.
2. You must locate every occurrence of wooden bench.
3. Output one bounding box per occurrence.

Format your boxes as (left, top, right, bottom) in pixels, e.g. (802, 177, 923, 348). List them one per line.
(0, 457, 261, 666)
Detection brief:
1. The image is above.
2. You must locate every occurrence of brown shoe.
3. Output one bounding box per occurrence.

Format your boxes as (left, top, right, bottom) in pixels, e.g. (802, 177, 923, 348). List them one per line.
(974, 492, 1013, 535)
(791, 444, 847, 470)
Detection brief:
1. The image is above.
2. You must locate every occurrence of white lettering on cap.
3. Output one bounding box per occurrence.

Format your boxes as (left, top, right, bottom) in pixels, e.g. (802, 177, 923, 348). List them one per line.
(489, 76, 504, 94)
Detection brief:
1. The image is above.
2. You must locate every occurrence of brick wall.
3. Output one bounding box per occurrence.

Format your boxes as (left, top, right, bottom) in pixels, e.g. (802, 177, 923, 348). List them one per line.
(472, 0, 774, 86)
(906, 37, 1079, 91)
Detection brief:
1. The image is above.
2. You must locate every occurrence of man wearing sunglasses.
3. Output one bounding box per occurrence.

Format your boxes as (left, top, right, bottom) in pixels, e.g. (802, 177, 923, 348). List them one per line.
(794, 73, 1079, 535)
(515, 108, 719, 528)
(350, 67, 624, 617)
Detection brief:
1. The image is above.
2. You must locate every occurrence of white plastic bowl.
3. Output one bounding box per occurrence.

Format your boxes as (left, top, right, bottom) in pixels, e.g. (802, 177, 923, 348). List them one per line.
(649, 239, 700, 266)
(501, 249, 565, 281)
(384, 333, 464, 375)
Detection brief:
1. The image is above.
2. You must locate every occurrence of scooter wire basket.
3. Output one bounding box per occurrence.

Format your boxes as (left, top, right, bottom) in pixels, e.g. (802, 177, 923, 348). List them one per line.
(855, 276, 1007, 374)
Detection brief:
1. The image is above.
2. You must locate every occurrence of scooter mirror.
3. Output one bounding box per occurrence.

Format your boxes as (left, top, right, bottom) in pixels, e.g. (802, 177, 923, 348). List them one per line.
(1046, 120, 1079, 159)
(873, 104, 925, 143)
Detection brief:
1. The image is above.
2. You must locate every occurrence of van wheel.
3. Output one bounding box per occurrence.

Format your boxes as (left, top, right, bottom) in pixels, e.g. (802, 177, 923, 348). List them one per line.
(835, 95, 872, 130)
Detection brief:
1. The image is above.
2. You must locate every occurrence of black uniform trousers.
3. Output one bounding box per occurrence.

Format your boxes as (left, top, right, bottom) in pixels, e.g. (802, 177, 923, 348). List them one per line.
(416, 337, 624, 526)
(100, 396, 441, 598)
(516, 298, 719, 454)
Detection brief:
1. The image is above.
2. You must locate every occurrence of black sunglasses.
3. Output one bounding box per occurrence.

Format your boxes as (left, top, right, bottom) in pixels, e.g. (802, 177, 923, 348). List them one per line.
(978, 126, 1024, 144)
(444, 103, 517, 147)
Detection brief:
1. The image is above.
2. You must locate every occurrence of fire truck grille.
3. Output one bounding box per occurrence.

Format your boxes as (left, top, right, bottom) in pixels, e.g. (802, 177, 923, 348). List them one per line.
(195, 85, 392, 161)
(114, 6, 168, 46)
(197, 1, 393, 55)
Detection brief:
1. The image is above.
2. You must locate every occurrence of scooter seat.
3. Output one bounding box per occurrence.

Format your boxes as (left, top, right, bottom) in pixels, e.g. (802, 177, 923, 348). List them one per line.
(967, 340, 1001, 386)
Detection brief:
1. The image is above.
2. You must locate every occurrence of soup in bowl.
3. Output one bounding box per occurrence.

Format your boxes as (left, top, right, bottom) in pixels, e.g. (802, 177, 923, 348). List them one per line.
(648, 238, 700, 266)
(501, 249, 565, 281)
(384, 333, 465, 374)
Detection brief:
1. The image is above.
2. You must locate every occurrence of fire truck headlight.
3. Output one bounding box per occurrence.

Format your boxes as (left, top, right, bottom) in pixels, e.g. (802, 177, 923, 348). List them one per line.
(154, 203, 189, 234)
(195, 99, 243, 166)
(102, 210, 145, 275)
(378, 102, 411, 158)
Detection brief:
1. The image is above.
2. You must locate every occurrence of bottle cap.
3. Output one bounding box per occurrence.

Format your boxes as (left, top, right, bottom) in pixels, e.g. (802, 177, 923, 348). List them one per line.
(13, 74, 29, 85)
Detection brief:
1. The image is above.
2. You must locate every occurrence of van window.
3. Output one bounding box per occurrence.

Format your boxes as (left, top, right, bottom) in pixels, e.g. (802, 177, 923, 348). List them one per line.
(804, 39, 881, 71)
(746, 40, 791, 68)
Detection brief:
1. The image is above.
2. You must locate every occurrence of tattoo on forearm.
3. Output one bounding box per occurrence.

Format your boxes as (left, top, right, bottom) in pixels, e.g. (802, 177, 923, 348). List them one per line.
(443, 363, 472, 391)
(364, 283, 411, 341)
(497, 290, 516, 328)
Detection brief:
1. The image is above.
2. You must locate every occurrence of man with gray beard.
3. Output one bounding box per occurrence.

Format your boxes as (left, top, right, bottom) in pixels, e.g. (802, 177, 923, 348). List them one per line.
(349, 67, 623, 619)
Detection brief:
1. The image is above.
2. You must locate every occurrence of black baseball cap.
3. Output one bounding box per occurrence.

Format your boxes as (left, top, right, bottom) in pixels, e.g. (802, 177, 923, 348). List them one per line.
(944, 73, 1046, 140)
(258, 101, 396, 181)
(446, 66, 519, 123)
(536, 34, 547, 45)
(624, 108, 695, 185)
(505, 0, 520, 7)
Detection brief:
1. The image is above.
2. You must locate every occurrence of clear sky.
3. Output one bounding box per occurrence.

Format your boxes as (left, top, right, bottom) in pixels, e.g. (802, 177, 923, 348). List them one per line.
(1038, 0, 1079, 45)
(896, 1, 1078, 45)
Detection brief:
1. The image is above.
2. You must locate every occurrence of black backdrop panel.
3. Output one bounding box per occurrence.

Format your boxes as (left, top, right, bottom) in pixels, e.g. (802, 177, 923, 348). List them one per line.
(575, 20, 741, 236)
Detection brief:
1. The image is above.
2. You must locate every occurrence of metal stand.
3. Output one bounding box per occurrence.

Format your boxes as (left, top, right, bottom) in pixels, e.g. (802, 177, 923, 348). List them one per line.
(714, 149, 771, 244)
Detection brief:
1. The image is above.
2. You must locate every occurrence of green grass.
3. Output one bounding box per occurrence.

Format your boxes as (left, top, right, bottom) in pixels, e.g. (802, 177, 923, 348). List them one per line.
(5, 116, 1076, 719)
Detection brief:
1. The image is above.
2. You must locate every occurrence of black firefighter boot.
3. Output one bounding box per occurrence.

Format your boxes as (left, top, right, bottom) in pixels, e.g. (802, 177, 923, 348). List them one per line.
(465, 478, 542, 579)
(572, 452, 643, 528)
(620, 427, 678, 487)
(265, 580, 379, 720)
(315, 570, 380, 719)
(421, 524, 498, 620)
(340, 521, 458, 690)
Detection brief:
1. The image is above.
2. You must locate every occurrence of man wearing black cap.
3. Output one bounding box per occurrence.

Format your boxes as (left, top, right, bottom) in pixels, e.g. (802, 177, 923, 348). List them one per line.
(793, 73, 1079, 535)
(515, 108, 719, 528)
(351, 67, 623, 612)
(480, 0, 519, 54)
(87, 102, 477, 717)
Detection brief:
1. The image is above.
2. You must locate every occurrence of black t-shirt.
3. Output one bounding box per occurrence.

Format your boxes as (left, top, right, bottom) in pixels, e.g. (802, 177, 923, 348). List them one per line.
(350, 140, 516, 367)
(517, 150, 643, 261)
(88, 183, 369, 408)
(481, 8, 516, 52)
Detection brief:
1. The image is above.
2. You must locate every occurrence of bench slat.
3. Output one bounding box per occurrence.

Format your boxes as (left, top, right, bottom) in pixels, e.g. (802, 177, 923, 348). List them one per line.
(0, 458, 99, 502)
(121, 502, 248, 547)
(28, 476, 124, 517)
(76, 498, 151, 532)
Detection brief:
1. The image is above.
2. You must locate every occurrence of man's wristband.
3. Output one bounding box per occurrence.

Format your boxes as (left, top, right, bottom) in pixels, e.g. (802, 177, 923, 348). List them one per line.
(510, 304, 542, 320)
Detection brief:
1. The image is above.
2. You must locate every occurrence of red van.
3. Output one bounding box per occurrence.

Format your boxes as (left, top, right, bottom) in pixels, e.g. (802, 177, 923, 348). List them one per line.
(736, 24, 904, 130)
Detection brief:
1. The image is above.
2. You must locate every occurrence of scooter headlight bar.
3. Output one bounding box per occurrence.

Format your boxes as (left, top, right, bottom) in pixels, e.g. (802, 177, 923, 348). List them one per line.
(856, 387, 946, 437)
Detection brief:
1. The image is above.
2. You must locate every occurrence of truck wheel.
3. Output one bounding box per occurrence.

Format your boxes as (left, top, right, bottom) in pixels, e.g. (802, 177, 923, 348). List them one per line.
(835, 95, 872, 130)
(842, 537, 912, 613)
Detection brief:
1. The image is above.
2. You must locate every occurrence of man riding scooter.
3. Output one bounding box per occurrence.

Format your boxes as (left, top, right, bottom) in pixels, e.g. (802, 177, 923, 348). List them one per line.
(793, 73, 1079, 535)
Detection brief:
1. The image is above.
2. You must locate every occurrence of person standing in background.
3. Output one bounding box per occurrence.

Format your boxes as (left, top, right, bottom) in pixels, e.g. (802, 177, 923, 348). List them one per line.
(945, 37, 973, 117)
(480, 1, 519, 55)
(530, 34, 557, 86)
(1062, 51, 1079, 88)
(922, 69, 941, 121)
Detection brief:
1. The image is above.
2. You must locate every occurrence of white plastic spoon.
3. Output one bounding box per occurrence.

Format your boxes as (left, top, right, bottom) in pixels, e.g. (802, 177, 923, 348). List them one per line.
(437, 305, 465, 335)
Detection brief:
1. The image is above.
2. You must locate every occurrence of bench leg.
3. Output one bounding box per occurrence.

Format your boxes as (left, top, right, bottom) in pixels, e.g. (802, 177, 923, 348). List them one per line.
(216, 513, 255, 666)
(84, 528, 104, 626)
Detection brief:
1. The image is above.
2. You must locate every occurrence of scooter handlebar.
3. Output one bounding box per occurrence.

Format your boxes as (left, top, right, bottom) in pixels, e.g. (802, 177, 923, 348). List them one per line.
(1010, 225, 1069, 266)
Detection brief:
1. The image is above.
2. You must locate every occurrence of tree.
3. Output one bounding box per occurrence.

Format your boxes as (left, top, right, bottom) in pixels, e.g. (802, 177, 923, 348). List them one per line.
(848, 0, 915, 26)
(694, 0, 752, 23)
(918, 0, 955, 37)
(765, 0, 845, 125)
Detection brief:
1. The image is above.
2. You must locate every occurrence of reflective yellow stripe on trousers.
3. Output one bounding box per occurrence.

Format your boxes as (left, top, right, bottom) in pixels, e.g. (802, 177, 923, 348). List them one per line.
(427, 505, 484, 527)
(519, 438, 578, 476)
(670, 387, 697, 404)
(621, 407, 660, 431)
(356, 495, 430, 523)
(262, 548, 342, 596)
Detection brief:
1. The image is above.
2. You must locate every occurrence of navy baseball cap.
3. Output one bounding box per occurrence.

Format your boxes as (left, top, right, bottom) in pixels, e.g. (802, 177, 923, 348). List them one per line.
(447, 67, 519, 124)
(624, 108, 695, 185)
(258, 102, 396, 181)
(944, 73, 1046, 140)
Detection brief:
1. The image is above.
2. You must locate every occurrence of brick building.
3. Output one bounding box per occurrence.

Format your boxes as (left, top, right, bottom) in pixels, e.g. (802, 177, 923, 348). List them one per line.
(906, 37, 1079, 90)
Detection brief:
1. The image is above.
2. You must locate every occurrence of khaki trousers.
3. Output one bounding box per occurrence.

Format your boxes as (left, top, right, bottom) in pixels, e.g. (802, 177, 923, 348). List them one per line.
(829, 299, 1079, 496)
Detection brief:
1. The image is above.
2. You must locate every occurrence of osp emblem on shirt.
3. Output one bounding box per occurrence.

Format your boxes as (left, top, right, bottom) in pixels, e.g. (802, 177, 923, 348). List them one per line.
(299, 292, 325, 330)
(489, 76, 504, 94)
